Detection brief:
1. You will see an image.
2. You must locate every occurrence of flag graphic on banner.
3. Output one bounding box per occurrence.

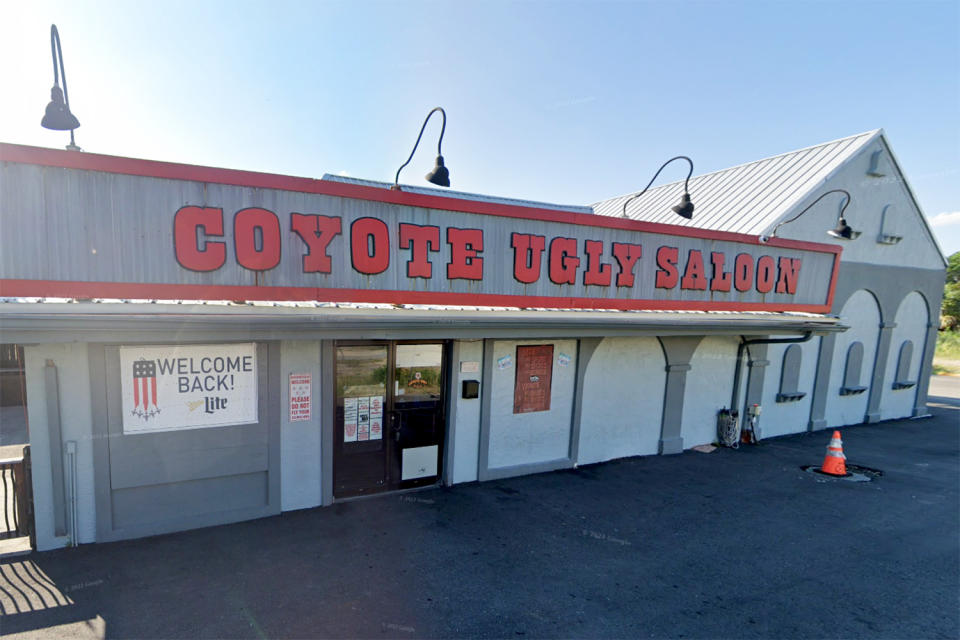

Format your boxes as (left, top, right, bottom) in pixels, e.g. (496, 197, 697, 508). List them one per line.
(132, 358, 160, 418)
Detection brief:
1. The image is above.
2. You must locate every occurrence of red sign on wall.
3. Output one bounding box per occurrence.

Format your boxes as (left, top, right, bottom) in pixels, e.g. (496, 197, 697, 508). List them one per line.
(514, 345, 554, 414)
(289, 373, 312, 422)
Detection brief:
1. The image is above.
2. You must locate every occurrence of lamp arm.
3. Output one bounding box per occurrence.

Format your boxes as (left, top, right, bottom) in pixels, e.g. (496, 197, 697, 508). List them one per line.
(50, 25, 74, 113)
(621, 155, 694, 217)
(50, 26, 61, 87)
(394, 107, 447, 188)
(769, 188, 851, 238)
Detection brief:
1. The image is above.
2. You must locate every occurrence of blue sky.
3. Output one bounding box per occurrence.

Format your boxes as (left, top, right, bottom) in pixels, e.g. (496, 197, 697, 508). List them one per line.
(2, 0, 958, 254)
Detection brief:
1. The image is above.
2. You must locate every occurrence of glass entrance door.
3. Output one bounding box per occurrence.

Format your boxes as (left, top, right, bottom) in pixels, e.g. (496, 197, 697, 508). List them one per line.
(333, 341, 446, 498)
(334, 344, 388, 497)
(390, 343, 445, 490)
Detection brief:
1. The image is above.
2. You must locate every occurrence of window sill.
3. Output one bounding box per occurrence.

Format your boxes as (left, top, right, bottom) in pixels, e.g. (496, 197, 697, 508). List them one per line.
(776, 391, 807, 403)
(840, 386, 867, 396)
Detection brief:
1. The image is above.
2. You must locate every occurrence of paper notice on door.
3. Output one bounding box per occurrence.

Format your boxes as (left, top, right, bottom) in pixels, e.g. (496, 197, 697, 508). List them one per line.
(357, 397, 371, 441)
(369, 395, 383, 441)
(343, 397, 358, 442)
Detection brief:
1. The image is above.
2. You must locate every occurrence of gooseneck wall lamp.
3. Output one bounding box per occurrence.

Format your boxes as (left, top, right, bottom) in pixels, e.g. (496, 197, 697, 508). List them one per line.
(393, 107, 450, 190)
(41, 24, 81, 151)
(762, 189, 860, 243)
(621, 156, 695, 220)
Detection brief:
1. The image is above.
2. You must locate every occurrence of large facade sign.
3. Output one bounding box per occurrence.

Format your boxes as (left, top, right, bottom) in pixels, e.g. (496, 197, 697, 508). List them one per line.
(119, 343, 258, 433)
(0, 146, 842, 312)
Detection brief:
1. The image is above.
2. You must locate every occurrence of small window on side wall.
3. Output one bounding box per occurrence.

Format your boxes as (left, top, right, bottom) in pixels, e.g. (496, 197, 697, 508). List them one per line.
(840, 341, 868, 396)
(892, 340, 916, 390)
(776, 344, 806, 403)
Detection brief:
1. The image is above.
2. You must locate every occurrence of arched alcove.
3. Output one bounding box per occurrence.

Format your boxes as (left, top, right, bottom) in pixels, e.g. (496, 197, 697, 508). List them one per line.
(680, 336, 740, 448)
(577, 337, 666, 464)
(880, 292, 929, 420)
(840, 342, 867, 395)
(824, 289, 881, 427)
(777, 344, 806, 402)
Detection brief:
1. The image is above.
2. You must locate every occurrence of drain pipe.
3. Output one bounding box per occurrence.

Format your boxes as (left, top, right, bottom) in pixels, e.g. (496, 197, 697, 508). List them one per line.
(730, 332, 813, 414)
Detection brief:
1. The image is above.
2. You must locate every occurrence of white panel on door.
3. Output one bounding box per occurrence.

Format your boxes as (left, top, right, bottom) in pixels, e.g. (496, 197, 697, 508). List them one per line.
(402, 445, 438, 480)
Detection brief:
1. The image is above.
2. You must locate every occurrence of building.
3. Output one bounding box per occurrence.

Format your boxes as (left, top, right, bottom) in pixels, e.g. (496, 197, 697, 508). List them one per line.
(0, 129, 945, 551)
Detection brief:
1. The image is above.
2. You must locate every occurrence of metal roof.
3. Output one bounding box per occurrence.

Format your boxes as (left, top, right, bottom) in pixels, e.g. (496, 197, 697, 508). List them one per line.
(592, 130, 880, 235)
(322, 174, 593, 214)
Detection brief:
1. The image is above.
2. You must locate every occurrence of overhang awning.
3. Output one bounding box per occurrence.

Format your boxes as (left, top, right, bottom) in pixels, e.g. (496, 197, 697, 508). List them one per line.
(0, 299, 845, 343)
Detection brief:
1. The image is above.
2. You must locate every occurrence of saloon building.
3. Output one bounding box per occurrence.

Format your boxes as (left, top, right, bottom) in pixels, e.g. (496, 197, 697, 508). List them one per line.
(0, 129, 946, 551)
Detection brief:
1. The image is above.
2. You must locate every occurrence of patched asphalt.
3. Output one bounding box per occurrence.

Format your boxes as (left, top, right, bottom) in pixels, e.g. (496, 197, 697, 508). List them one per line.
(2, 378, 958, 639)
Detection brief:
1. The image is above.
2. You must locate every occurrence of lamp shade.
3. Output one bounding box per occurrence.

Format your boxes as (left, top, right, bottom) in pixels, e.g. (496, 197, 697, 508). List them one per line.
(41, 86, 80, 131)
(425, 155, 450, 187)
(827, 217, 861, 240)
(671, 193, 694, 219)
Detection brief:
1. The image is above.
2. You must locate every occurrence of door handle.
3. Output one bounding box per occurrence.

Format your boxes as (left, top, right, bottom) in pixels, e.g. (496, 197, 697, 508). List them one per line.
(388, 410, 402, 442)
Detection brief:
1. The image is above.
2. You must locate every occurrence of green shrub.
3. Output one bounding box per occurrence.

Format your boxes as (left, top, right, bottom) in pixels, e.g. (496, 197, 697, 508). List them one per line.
(936, 330, 960, 360)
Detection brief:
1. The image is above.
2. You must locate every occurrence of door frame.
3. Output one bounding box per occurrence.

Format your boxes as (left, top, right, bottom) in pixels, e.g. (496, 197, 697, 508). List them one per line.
(328, 339, 451, 501)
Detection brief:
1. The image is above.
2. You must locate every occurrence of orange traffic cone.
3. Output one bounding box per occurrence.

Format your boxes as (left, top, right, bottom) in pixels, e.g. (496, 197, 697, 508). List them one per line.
(819, 430, 847, 476)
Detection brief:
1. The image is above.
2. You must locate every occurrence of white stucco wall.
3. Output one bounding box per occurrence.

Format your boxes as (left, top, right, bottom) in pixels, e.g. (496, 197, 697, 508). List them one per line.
(824, 289, 881, 427)
(487, 339, 577, 469)
(879, 292, 929, 420)
(774, 138, 944, 270)
(760, 337, 821, 438)
(577, 337, 664, 465)
(24, 343, 95, 550)
(450, 340, 484, 484)
(681, 336, 739, 448)
(279, 340, 322, 511)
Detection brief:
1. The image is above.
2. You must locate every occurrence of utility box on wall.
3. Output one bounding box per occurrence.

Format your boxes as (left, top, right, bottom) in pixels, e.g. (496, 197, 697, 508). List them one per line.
(462, 380, 479, 399)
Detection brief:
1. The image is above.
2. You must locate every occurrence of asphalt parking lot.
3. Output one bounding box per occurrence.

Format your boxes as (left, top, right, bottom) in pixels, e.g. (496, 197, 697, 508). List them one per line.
(2, 378, 958, 639)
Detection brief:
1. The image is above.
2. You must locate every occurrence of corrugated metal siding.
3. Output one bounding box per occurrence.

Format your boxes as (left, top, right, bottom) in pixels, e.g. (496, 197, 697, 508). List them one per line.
(1, 165, 836, 309)
(592, 131, 879, 235)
